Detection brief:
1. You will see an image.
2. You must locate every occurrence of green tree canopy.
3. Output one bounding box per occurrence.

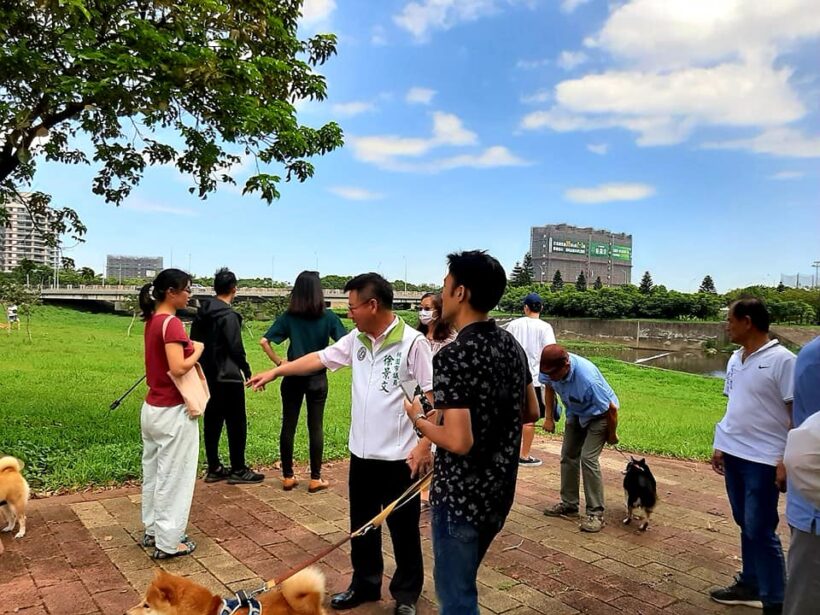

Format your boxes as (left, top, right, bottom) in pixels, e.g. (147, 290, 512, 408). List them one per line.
(699, 275, 717, 294)
(639, 271, 654, 295)
(0, 0, 344, 245)
(575, 271, 587, 292)
(551, 270, 564, 292)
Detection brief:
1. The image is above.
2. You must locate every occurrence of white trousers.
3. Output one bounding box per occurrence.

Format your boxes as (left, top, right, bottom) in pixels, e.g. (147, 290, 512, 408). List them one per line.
(140, 402, 199, 553)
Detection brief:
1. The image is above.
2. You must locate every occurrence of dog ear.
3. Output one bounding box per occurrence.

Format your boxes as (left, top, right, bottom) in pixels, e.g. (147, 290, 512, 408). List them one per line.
(149, 571, 176, 604)
(639, 458, 646, 465)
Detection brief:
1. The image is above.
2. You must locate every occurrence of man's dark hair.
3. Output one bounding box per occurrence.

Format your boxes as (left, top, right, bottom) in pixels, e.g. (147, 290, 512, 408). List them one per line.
(344, 273, 393, 309)
(446, 250, 507, 313)
(289, 270, 325, 318)
(214, 267, 238, 295)
(730, 297, 770, 333)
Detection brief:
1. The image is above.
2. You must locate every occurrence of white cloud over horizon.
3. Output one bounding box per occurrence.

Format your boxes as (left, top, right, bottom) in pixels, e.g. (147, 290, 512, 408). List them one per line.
(328, 186, 385, 200)
(406, 87, 437, 105)
(564, 182, 656, 203)
(393, 0, 533, 41)
(331, 101, 377, 117)
(520, 0, 820, 156)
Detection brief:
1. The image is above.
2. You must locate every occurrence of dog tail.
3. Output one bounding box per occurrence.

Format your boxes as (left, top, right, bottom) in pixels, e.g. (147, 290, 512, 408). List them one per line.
(0, 456, 23, 473)
(281, 567, 325, 614)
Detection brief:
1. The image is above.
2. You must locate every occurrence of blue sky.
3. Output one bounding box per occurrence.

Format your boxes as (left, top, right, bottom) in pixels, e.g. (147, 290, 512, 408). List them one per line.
(34, 0, 820, 292)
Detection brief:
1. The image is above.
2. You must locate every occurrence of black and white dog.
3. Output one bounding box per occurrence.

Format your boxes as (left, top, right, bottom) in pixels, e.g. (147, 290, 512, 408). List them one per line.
(622, 457, 657, 531)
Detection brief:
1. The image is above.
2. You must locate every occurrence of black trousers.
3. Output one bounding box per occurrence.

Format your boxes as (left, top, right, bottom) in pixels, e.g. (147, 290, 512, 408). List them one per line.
(348, 454, 423, 604)
(203, 381, 247, 472)
(280, 373, 328, 480)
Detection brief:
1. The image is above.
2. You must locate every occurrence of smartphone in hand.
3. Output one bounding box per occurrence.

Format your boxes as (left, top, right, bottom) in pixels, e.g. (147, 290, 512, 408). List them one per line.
(400, 379, 421, 402)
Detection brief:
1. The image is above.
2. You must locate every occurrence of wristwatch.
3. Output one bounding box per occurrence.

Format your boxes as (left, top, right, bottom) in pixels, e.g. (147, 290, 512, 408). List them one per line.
(413, 412, 428, 437)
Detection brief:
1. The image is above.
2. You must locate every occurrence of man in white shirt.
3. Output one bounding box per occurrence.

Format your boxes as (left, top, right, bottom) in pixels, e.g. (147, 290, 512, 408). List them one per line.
(710, 299, 795, 615)
(248, 273, 433, 615)
(505, 293, 556, 466)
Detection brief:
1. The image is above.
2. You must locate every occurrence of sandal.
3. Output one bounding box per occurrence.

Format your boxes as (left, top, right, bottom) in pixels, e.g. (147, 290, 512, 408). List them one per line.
(142, 533, 188, 549)
(152, 538, 197, 560)
(308, 478, 329, 493)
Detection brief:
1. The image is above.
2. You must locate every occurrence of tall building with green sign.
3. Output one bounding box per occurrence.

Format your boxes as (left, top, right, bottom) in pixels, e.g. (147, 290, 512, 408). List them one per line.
(530, 224, 632, 287)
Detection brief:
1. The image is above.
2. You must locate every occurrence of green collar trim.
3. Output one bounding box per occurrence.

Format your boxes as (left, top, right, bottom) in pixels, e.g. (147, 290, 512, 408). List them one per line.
(357, 317, 406, 353)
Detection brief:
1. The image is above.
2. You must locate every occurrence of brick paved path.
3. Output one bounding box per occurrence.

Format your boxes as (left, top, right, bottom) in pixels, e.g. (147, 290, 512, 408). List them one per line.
(1, 440, 782, 614)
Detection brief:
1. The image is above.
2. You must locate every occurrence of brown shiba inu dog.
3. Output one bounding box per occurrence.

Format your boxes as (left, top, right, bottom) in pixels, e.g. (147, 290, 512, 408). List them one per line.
(0, 456, 29, 539)
(126, 567, 326, 615)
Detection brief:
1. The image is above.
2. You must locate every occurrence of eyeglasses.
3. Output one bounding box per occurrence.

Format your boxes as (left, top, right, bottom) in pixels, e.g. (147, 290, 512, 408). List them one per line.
(348, 298, 374, 312)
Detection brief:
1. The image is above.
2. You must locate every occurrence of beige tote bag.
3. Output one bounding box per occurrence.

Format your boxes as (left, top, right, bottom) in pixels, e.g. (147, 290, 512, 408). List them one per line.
(161, 315, 210, 417)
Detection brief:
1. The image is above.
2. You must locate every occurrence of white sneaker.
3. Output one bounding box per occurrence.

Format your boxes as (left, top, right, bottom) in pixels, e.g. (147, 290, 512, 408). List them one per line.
(579, 515, 605, 533)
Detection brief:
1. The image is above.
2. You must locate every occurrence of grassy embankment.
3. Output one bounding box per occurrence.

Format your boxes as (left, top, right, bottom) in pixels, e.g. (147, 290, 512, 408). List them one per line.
(0, 306, 726, 492)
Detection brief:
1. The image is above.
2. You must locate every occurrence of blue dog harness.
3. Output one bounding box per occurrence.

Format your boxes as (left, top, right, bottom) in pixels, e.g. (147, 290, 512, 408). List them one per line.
(218, 590, 263, 615)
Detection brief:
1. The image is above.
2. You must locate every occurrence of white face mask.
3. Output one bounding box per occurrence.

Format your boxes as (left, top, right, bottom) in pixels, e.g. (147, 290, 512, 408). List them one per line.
(419, 309, 434, 325)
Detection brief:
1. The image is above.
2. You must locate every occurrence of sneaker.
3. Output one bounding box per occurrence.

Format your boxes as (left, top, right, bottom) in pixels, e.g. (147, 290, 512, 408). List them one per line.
(543, 502, 580, 518)
(227, 467, 265, 484)
(763, 605, 782, 615)
(579, 515, 605, 533)
(519, 456, 543, 467)
(204, 465, 231, 483)
(709, 575, 763, 608)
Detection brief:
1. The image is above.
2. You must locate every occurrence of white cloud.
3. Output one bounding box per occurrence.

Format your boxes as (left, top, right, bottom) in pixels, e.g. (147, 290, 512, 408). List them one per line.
(587, 143, 609, 155)
(516, 57, 550, 70)
(394, 0, 534, 40)
(561, 0, 590, 14)
(331, 101, 377, 117)
(520, 89, 551, 104)
(436, 146, 530, 170)
(767, 170, 805, 180)
(371, 25, 388, 46)
(556, 50, 588, 71)
(564, 182, 656, 203)
(328, 186, 385, 200)
(300, 0, 336, 27)
(123, 198, 198, 217)
(349, 112, 525, 172)
(520, 1, 820, 158)
(521, 62, 805, 145)
(702, 128, 820, 158)
(406, 87, 437, 105)
(590, 0, 820, 69)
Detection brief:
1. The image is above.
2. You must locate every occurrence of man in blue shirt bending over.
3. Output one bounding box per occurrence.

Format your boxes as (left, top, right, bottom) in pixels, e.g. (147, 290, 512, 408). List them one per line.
(783, 335, 820, 615)
(540, 344, 619, 533)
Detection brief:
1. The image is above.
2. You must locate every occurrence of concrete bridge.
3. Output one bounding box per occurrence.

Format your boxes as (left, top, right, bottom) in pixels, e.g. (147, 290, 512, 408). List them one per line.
(38, 285, 426, 310)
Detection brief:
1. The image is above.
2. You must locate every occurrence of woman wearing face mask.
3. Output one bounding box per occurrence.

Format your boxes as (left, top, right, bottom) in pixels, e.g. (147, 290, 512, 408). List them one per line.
(417, 292, 457, 355)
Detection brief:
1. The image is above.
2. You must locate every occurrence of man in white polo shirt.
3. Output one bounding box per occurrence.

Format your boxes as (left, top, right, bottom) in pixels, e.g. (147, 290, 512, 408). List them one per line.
(505, 292, 556, 467)
(710, 298, 795, 615)
(248, 273, 432, 615)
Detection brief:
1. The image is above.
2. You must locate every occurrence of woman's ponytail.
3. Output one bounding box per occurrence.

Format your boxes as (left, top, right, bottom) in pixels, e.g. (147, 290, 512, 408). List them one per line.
(139, 283, 156, 321)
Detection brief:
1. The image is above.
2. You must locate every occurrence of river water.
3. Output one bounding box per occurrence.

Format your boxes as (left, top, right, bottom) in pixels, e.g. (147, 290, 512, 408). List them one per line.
(578, 347, 729, 379)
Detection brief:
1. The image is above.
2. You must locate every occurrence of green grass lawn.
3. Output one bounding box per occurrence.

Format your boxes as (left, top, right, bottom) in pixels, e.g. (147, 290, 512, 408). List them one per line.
(0, 306, 728, 492)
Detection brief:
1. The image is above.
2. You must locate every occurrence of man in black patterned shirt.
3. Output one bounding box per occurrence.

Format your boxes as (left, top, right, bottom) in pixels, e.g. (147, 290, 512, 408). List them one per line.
(405, 250, 539, 615)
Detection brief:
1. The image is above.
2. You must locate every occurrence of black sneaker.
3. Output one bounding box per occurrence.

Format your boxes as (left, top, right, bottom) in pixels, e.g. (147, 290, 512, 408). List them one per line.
(228, 467, 265, 484)
(709, 575, 763, 608)
(204, 465, 231, 483)
(519, 456, 543, 467)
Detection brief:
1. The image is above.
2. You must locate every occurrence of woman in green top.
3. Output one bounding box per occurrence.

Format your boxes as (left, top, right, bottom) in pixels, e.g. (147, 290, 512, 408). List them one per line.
(260, 271, 347, 492)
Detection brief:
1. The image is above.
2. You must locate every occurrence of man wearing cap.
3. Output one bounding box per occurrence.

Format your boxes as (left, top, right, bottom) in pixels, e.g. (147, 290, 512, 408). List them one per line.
(783, 335, 820, 615)
(539, 344, 619, 533)
(505, 292, 556, 467)
(709, 299, 795, 615)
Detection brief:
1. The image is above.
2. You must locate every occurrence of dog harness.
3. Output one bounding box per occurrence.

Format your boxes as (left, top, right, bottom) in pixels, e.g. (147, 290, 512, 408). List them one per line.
(218, 590, 262, 615)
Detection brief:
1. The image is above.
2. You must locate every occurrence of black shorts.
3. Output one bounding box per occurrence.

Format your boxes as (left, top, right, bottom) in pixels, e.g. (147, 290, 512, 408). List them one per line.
(534, 386, 546, 420)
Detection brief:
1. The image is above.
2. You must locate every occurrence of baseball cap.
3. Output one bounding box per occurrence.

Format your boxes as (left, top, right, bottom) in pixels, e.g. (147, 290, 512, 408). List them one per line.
(523, 292, 542, 308)
(784, 411, 820, 509)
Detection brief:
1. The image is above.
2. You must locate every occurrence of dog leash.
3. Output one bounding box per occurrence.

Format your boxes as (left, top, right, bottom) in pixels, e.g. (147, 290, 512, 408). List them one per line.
(237, 469, 433, 602)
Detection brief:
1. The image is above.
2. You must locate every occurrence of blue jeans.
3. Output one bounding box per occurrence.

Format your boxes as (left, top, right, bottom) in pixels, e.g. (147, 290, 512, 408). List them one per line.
(431, 506, 497, 615)
(723, 454, 786, 606)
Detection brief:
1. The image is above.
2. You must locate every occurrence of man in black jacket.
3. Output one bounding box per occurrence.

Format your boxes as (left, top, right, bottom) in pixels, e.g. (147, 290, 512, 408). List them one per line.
(191, 268, 264, 484)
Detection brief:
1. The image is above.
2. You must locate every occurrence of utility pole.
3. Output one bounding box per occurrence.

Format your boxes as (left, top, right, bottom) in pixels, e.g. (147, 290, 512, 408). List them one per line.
(813, 261, 820, 288)
(404, 256, 407, 292)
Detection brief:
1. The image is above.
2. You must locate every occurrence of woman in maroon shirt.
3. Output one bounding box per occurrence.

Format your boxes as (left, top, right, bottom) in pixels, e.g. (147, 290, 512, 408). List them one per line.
(138, 268, 204, 559)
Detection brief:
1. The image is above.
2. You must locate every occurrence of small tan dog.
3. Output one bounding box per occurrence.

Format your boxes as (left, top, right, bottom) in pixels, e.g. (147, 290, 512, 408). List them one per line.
(126, 567, 326, 615)
(0, 456, 29, 539)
